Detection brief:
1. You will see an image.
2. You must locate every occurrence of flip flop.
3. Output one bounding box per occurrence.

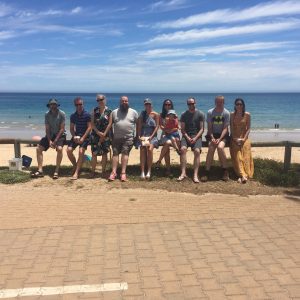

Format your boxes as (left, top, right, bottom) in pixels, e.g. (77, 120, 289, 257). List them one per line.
(31, 171, 44, 178)
(53, 172, 59, 180)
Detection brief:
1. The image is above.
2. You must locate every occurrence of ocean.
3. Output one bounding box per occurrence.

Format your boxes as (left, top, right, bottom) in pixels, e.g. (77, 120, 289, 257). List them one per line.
(0, 92, 299, 142)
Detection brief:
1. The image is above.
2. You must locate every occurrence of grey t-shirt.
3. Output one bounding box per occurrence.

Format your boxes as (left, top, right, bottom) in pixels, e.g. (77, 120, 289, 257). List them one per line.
(45, 109, 66, 137)
(207, 108, 230, 134)
(111, 108, 138, 140)
(180, 109, 205, 136)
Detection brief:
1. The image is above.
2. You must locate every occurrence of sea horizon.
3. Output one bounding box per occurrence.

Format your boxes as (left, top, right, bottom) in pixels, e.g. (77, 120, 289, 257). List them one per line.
(1, 92, 300, 142)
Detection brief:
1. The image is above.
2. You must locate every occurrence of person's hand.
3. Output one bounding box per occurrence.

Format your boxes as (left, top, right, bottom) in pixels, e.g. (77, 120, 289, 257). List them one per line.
(100, 136, 105, 143)
(78, 137, 84, 145)
(98, 131, 104, 138)
(190, 137, 196, 144)
(50, 140, 56, 148)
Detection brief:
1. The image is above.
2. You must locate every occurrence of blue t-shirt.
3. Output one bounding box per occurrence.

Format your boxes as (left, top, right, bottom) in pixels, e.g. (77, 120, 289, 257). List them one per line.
(70, 110, 91, 136)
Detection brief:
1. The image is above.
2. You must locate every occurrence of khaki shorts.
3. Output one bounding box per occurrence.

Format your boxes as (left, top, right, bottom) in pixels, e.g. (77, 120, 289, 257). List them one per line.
(112, 138, 134, 155)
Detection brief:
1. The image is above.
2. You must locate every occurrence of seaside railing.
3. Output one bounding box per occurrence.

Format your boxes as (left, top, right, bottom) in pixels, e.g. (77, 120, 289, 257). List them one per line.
(0, 138, 299, 171)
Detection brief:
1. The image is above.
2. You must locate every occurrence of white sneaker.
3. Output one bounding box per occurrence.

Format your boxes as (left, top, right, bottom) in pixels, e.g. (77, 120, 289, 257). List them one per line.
(140, 172, 145, 179)
(146, 172, 151, 179)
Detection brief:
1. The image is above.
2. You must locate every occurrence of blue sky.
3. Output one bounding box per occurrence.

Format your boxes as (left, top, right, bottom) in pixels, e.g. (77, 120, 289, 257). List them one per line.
(0, 0, 300, 92)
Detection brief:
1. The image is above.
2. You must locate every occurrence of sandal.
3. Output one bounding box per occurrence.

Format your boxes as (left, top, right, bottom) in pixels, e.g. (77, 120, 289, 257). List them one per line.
(108, 172, 117, 181)
(31, 171, 44, 178)
(53, 172, 59, 180)
(241, 177, 248, 184)
(120, 173, 127, 182)
(193, 177, 200, 183)
(177, 175, 186, 182)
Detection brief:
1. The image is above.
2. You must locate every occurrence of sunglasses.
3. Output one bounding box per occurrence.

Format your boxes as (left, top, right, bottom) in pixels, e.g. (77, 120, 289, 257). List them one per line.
(75, 103, 83, 106)
(235, 103, 243, 106)
(165, 103, 171, 106)
(97, 98, 105, 102)
(188, 103, 195, 106)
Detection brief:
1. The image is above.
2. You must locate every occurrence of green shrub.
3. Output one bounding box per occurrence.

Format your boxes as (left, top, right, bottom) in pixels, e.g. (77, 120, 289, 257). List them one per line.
(253, 158, 299, 187)
(0, 170, 31, 184)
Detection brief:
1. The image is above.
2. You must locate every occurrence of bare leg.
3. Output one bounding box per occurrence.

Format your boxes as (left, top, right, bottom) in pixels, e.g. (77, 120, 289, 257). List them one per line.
(179, 147, 187, 177)
(73, 147, 85, 179)
(140, 147, 146, 177)
(193, 148, 201, 181)
(111, 155, 119, 174)
(146, 145, 154, 178)
(164, 145, 171, 173)
(55, 146, 63, 174)
(206, 142, 217, 170)
(36, 145, 44, 172)
(121, 154, 129, 174)
(67, 147, 77, 168)
(157, 143, 170, 163)
(217, 141, 227, 168)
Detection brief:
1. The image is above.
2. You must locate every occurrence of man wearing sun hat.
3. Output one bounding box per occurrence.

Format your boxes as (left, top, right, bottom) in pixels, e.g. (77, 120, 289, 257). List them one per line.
(31, 98, 66, 179)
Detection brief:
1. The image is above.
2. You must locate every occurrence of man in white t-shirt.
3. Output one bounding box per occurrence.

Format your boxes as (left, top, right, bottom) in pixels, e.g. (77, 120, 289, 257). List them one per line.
(103, 96, 138, 182)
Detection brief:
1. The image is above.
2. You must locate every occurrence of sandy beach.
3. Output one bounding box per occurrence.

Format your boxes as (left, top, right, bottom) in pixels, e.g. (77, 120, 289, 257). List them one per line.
(1, 143, 300, 168)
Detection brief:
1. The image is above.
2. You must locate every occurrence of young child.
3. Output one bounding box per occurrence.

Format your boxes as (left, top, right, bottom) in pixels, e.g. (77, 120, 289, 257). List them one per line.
(163, 110, 181, 155)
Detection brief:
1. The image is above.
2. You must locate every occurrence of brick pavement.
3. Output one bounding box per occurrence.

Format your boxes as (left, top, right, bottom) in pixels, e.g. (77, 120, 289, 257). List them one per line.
(0, 182, 300, 299)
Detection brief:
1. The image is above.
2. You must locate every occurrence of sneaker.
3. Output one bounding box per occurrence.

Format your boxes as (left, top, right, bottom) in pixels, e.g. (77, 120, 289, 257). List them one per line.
(145, 172, 151, 179)
(222, 169, 229, 181)
(140, 172, 145, 180)
(121, 173, 127, 182)
(108, 172, 117, 181)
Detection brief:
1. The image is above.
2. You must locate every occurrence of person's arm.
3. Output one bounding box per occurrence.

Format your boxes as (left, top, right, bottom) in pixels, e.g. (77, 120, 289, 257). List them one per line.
(149, 113, 160, 141)
(80, 120, 91, 144)
(192, 120, 204, 143)
(103, 113, 113, 137)
(243, 113, 251, 142)
(137, 115, 142, 140)
(70, 122, 75, 138)
(46, 124, 51, 143)
(52, 121, 65, 148)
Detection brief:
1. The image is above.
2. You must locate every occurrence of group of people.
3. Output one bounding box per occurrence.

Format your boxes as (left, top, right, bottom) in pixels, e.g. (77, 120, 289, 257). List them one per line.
(30, 94, 254, 183)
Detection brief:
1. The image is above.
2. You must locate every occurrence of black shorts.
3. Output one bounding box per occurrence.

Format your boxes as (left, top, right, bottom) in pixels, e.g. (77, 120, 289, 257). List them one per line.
(39, 135, 66, 151)
(68, 138, 89, 150)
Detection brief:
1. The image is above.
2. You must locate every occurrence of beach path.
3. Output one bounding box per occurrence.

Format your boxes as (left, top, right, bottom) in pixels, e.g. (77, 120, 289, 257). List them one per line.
(0, 180, 300, 299)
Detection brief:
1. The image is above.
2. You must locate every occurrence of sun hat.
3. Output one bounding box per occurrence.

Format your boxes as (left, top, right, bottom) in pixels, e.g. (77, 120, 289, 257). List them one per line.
(144, 98, 152, 105)
(167, 109, 177, 116)
(47, 98, 60, 107)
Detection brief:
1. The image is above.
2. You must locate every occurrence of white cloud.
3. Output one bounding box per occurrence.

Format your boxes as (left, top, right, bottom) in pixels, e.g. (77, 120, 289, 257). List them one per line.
(1, 56, 300, 92)
(71, 6, 82, 14)
(155, 0, 300, 28)
(148, 0, 188, 12)
(0, 30, 16, 40)
(0, 2, 12, 17)
(149, 20, 300, 45)
(140, 41, 296, 58)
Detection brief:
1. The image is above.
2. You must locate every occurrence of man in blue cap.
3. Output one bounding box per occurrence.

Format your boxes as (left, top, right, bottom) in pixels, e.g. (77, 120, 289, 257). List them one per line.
(31, 98, 66, 179)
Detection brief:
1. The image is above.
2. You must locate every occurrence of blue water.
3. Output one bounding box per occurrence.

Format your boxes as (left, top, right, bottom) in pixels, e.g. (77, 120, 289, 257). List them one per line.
(0, 92, 299, 140)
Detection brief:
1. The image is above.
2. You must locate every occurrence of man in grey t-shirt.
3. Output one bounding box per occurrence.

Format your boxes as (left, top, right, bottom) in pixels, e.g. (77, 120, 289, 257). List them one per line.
(178, 97, 205, 183)
(201, 95, 230, 182)
(31, 98, 66, 179)
(104, 96, 138, 182)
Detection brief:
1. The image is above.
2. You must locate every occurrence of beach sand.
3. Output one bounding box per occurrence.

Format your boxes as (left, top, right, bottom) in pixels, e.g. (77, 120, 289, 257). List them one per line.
(1, 143, 300, 167)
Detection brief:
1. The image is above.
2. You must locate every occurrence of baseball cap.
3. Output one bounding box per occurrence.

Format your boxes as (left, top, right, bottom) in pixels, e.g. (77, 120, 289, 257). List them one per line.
(144, 98, 152, 105)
